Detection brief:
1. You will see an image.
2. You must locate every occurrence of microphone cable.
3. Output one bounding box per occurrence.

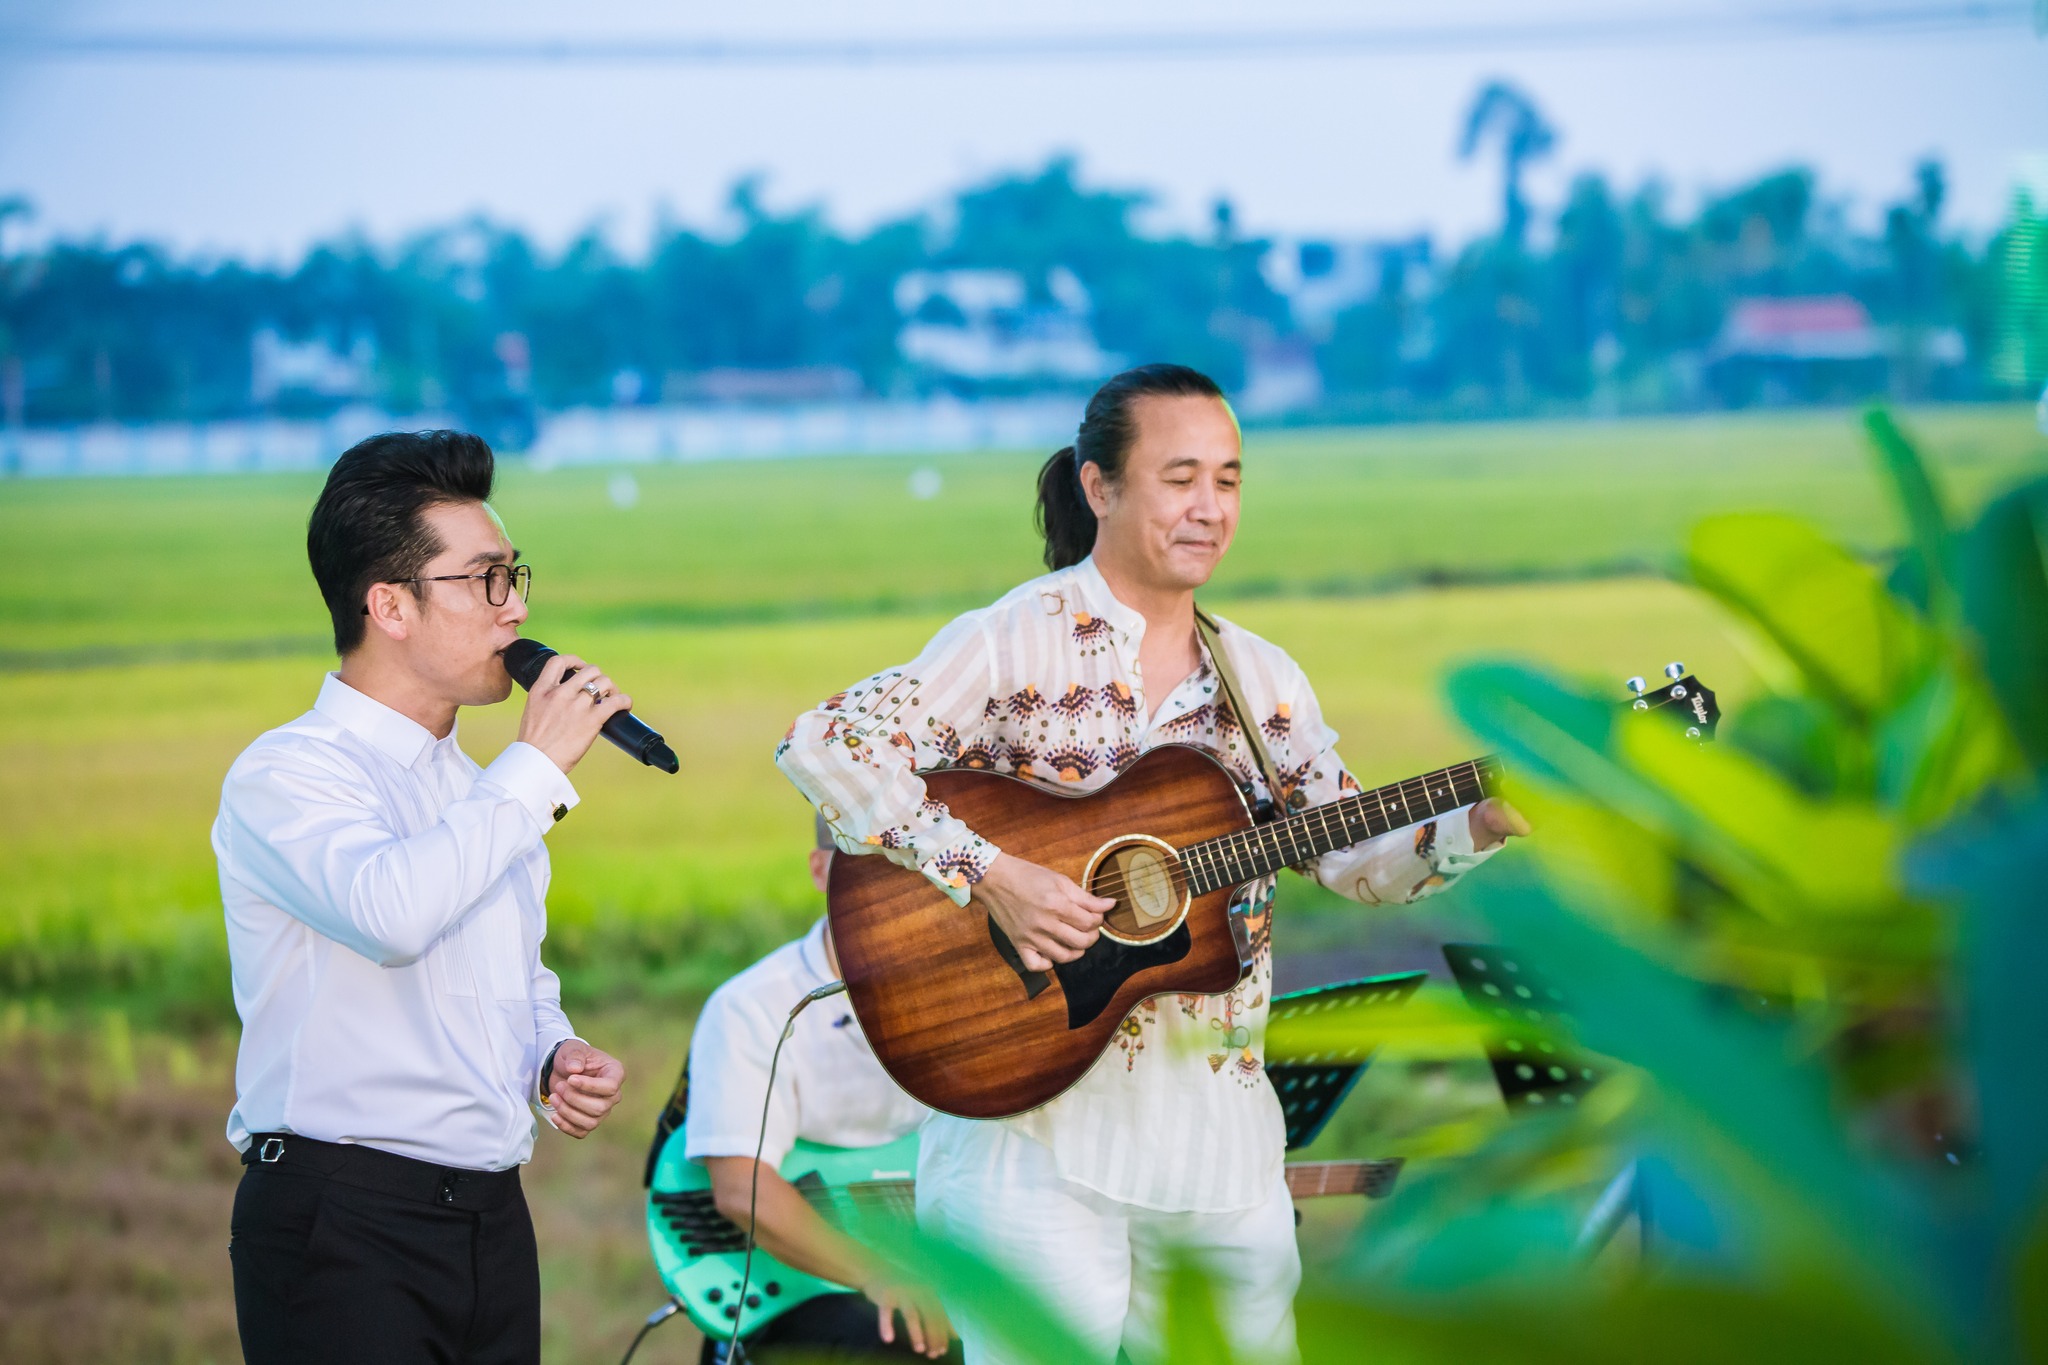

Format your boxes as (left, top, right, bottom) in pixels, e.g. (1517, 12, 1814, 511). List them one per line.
(721, 978, 848, 1365)
(616, 1299, 680, 1365)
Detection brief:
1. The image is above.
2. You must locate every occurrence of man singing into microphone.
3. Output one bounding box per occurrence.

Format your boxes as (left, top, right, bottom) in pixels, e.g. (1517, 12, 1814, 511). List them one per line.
(215, 429, 628, 1365)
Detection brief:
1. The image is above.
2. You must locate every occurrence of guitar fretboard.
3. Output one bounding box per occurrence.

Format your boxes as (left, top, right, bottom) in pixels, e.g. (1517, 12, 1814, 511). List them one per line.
(802, 1179, 917, 1221)
(1180, 757, 1501, 896)
(1293, 1158, 1408, 1198)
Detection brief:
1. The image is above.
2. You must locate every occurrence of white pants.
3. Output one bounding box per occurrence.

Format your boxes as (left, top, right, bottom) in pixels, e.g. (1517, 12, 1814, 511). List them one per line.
(915, 1121, 1301, 1365)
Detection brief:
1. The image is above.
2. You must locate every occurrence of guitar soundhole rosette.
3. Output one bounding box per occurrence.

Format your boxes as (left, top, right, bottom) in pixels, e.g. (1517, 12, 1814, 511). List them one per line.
(1085, 835, 1192, 946)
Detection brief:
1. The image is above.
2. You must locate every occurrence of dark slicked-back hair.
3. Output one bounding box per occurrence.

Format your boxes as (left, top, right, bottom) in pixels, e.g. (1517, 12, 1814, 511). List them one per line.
(308, 430, 496, 654)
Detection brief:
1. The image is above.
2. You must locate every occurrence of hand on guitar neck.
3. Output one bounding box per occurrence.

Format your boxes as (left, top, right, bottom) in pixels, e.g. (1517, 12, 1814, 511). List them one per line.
(1470, 797, 1532, 851)
(972, 854, 1117, 973)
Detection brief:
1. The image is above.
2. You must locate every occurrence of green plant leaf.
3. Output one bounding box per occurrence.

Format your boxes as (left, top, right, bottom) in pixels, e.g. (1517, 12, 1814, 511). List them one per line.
(1461, 868, 1954, 1337)
(1688, 513, 1931, 722)
(2014, 1198, 2048, 1365)
(1863, 407, 1956, 621)
(1956, 476, 2048, 772)
(858, 1217, 1103, 1365)
(1449, 662, 1904, 922)
(1154, 1256, 1240, 1365)
(1872, 663, 2022, 827)
(1724, 693, 1867, 798)
(1909, 799, 2048, 1350)
(1619, 720, 1901, 918)
(1296, 1274, 1956, 1365)
(1444, 663, 1683, 835)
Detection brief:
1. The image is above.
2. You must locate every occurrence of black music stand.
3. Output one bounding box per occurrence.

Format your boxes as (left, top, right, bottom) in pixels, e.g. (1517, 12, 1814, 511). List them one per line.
(1440, 942, 1605, 1113)
(1265, 971, 1427, 1150)
(1442, 942, 1650, 1259)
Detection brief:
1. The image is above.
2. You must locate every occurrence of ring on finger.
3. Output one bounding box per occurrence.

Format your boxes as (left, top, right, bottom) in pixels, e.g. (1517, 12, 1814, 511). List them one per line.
(579, 679, 606, 704)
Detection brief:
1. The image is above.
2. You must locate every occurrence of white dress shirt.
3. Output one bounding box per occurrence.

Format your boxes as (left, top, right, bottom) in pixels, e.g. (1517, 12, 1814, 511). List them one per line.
(776, 557, 1496, 1212)
(214, 673, 581, 1171)
(684, 918, 929, 1169)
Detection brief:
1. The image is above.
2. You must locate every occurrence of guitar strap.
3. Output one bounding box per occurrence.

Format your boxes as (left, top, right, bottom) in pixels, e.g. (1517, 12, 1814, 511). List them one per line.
(1193, 604, 1289, 819)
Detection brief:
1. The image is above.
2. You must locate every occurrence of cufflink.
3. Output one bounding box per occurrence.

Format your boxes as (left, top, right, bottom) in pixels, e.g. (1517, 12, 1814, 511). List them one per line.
(552, 804, 568, 823)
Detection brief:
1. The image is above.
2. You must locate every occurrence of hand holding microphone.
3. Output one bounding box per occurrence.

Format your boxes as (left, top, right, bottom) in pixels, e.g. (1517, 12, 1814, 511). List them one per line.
(503, 638, 680, 776)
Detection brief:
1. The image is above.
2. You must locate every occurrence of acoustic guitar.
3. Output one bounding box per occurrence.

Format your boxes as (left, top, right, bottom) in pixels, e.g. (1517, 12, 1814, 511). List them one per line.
(827, 666, 1719, 1119)
(647, 1129, 1401, 1340)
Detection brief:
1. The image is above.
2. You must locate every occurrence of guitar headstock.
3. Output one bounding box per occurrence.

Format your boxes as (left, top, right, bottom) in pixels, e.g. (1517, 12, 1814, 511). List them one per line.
(1624, 661, 1720, 742)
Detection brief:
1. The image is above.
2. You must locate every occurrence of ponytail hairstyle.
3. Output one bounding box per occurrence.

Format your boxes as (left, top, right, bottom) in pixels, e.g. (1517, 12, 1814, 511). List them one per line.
(1034, 363, 1227, 570)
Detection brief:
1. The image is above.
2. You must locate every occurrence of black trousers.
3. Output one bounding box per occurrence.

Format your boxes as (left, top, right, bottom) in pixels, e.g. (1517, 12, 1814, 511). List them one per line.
(699, 1291, 957, 1364)
(230, 1134, 541, 1365)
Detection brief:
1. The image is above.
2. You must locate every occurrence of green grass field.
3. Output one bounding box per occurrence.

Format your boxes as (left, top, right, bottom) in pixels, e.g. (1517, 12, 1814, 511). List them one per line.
(5, 405, 2036, 659)
(1, 404, 2041, 1016)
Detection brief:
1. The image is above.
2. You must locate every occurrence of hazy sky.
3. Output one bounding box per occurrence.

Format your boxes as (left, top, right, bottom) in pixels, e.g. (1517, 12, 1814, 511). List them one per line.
(1, 0, 2042, 262)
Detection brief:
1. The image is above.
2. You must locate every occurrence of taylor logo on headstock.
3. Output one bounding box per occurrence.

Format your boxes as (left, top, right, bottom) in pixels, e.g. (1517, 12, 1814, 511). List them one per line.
(1625, 662, 1720, 741)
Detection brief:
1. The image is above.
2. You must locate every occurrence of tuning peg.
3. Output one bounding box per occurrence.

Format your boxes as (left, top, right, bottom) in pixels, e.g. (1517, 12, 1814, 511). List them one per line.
(1626, 676, 1647, 695)
(1664, 662, 1685, 680)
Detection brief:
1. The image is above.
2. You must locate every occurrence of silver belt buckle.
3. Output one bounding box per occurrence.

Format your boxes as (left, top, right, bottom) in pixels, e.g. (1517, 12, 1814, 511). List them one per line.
(258, 1137, 285, 1164)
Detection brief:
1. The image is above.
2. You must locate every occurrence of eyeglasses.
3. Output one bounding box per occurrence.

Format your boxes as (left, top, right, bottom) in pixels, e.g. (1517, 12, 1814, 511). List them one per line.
(365, 563, 533, 613)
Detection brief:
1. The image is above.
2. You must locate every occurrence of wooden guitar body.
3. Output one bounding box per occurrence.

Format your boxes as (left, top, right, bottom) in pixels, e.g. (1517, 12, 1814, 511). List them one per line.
(827, 745, 1258, 1119)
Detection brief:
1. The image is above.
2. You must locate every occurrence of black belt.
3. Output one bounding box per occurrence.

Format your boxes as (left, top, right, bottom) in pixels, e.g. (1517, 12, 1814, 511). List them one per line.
(241, 1132, 523, 1211)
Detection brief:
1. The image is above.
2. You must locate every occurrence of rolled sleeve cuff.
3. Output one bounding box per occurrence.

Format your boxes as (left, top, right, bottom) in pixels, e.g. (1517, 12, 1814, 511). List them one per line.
(917, 828, 1001, 907)
(686, 1133, 795, 1169)
(481, 742, 580, 833)
(1437, 804, 1496, 873)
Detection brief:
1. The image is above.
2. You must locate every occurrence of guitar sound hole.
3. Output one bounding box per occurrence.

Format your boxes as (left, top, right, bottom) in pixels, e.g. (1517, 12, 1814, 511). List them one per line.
(1091, 838, 1189, 946)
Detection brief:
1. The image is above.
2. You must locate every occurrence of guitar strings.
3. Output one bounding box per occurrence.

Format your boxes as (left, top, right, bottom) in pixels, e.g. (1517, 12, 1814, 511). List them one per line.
(964, 683, 1672, 906)
(1075, 759, 1496, 902)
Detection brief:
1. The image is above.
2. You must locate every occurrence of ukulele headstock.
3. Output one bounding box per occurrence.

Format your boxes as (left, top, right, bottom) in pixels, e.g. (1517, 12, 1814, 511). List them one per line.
(1624, 662, 1720, 741)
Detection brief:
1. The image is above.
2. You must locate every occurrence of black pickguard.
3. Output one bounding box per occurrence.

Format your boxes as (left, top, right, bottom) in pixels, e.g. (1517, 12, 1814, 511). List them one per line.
(1053, 925, 1192, 1029)
(985, 914, 1193, 1030)
(986, 918, 1051, 999)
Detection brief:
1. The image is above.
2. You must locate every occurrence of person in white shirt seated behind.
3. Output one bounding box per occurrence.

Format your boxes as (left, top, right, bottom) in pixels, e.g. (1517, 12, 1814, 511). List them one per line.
(679, 816, 953, 1363)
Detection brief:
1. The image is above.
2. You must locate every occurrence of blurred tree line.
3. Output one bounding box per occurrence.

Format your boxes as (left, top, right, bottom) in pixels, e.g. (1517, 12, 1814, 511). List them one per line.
(0, 117, 2039, 431)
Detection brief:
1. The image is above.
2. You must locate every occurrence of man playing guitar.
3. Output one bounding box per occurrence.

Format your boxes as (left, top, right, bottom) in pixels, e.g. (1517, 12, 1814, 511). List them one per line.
(678, 817, 953, 1362)
(775, 363, 1527, 1364)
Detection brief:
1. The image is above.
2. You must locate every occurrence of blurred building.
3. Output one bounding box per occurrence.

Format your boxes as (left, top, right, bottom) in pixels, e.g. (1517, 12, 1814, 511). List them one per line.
(1261, 237, 1433, 333)
(894, 267, 1119, 387)
(1706, 295, 1965, 405)
(249, 328, 376, 410)
(1261, 239, 1373, 333)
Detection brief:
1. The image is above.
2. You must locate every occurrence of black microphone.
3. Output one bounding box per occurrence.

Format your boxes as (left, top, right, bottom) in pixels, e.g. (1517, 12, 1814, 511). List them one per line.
(502, 637, 680, 774)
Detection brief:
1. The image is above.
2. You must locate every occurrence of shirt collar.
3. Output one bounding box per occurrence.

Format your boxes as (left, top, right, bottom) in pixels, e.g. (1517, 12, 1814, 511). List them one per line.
(797, 917, 832, 983)
(1069, 555, 1149, 645)
(314, 673, 439, 769)
(1069, 556, 1216, 682)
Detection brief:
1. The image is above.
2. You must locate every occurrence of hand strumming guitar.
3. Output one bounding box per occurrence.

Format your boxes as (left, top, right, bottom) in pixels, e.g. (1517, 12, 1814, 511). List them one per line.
(972, 802, 1527, 972)
(972, 854, 1115, 973)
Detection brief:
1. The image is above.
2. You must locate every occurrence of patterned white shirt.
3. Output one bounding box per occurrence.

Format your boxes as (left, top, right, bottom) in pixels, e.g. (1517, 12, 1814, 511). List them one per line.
(775, 557, 1495, 1212)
